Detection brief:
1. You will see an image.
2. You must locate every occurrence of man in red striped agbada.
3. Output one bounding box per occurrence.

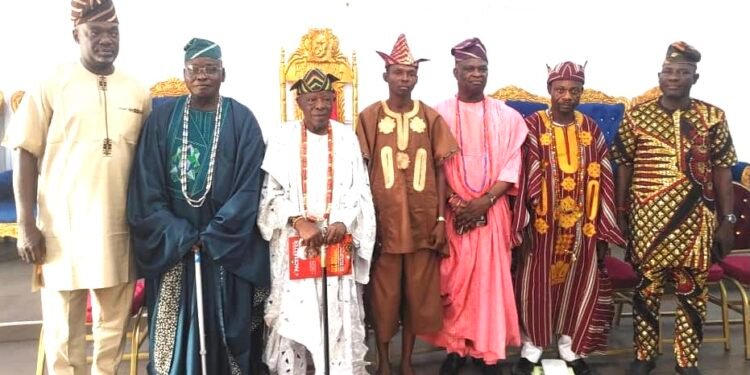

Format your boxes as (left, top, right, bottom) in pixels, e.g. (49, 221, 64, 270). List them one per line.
(511, 61, 625, 375)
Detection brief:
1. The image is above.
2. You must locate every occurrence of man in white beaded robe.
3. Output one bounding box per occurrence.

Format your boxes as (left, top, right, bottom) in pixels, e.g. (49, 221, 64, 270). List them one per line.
(259, 68, 376, 375)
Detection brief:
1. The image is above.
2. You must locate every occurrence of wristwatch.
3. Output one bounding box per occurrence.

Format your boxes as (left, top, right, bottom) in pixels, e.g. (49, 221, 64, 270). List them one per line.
(724, 213, 737, 224)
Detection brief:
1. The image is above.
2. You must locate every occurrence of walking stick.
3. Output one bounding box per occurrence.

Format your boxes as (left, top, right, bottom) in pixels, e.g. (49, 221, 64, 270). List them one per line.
(194, 250, 209, 374)
(320, 242, 331, 375)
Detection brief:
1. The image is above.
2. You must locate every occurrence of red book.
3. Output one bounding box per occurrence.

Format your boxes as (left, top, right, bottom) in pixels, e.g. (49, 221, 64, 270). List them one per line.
(288, 234, 353, 280)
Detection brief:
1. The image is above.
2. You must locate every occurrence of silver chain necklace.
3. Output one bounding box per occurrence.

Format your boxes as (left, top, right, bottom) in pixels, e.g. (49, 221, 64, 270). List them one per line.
(180, 95, 223, 207)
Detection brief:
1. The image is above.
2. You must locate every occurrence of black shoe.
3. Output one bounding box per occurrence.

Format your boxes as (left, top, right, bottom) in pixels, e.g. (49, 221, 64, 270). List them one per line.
(439, 353, 466, 375)
(567, 359, 593, 375)
(628, 360, 655, 375)
(675, 365, 702, 375)
(512, 358, 536, 375)
(481, 362, 502, 375)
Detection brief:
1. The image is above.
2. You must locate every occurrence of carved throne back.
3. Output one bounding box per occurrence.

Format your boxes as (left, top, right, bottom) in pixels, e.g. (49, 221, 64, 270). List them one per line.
(280, 28, 358, 129)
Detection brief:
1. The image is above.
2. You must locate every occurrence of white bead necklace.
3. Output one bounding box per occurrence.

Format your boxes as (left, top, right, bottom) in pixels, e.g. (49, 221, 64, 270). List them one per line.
(180, 95, 224, 207)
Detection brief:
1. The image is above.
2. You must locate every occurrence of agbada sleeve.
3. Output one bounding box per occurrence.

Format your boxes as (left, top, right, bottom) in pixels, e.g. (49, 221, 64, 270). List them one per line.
(126, 105, 200, 279)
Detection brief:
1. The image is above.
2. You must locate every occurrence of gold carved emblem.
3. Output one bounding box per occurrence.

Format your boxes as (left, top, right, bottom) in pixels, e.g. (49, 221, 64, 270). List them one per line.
(281, 28, 357, 126)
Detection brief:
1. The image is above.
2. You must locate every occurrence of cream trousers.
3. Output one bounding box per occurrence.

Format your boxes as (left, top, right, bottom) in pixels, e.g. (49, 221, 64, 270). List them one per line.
(41, 282, 135, 375)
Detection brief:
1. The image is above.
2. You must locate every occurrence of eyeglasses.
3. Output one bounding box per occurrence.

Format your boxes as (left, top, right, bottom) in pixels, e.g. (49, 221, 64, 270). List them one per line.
(185, 65, 221, 77)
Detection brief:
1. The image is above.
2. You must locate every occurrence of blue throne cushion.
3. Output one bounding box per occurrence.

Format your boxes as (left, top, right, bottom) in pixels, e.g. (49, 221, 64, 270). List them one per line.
(152, 96, 181, 110)
(504, 100, 548, 118)
(577, 102, 626, 147)
(0, 170, 16, 223)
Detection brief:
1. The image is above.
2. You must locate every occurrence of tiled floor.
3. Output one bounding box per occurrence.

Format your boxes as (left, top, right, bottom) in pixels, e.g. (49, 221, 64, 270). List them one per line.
(2, 241, 748, 374)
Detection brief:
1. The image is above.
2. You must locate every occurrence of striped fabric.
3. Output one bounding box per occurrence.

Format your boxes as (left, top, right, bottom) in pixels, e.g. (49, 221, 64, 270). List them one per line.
(290, 68, 339, 94)
(547, 61, 585, 85)
(512, 111, 625, 355)
(376, 34, 428, 67)
(71, 0, 118, 26)
(451, 37, 488, 62)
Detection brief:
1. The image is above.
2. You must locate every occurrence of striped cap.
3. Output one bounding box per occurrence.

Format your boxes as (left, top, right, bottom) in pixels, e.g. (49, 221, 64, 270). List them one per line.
(290, 68, 339, 94)
(451, 37, 487, 62)
(376, 34, 428, 67)
(547, 61, 586, 85)
(71, 0, 118, 26)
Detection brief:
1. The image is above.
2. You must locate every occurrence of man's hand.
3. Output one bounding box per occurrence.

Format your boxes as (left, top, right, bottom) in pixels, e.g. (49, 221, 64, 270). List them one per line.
(429, 221, 447, 249)
(295, 219, 324, 248)
(324, 222, 347, 245)
(713, 220, 735, 261)
(455, 196, 491, 227)
(17, 223, 46, 264)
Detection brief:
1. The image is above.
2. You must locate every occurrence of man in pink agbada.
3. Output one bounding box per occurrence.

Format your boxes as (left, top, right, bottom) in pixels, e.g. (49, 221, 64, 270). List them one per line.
(422, 37, 526, 375)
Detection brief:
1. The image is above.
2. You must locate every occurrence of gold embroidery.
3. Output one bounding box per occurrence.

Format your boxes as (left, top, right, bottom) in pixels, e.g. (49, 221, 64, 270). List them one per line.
(534, 218, 549, 234)
(409, 117, 426, 133)
(558, 211, 581, 229)
(378, 117, 396, 134)
(381, 146, 395, 189)
(587, 162, 601, 178)
(561, 177, 576, 191)
(586, 180, 600, 220)
(540, 133, 552, 146)
(559, 196, 578, 212)
(583, 222, 597, 237)
(535, 180, 548, 216)
(381, 100, 421, 152)
(579, 131, 593, 146)
(396, 151, 410, 170)
(413, 148, 427, 192)
(550, 260, 570, 285)
(553, 125, 580, 174)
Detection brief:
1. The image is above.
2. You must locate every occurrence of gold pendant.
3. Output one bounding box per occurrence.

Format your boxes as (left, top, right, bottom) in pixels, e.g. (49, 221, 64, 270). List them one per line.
(102, 138, 112, 156)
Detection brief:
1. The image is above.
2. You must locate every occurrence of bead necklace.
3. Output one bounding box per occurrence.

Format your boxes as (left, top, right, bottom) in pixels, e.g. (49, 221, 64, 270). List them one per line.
(300, 122, 334, 221)
(180, 95, 224, 208)
(544, 110, 585, 262)
(455, 97, 490, 193)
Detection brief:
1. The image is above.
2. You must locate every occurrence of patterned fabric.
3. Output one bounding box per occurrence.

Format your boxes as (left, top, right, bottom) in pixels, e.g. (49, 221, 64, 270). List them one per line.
(376, 34, 428, 67)
(665, 41, 701, 65)
(611, 98, 737, 271)
(290, 68, 339, 94)
(612, 97, 736, 368)
(633, 267, 708, 367)
(71, 0, 118, 26)
(512, 110, 624, 355)
(167, 96, 229, 199)
(547, 61, 586, 85)
(184, 38, 222, 61)
(451, 37, 488, 62)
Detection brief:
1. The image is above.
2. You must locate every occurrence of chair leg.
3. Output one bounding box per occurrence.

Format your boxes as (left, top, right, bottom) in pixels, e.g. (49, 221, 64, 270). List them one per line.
(130, 307, 147, 375)
(36, 326, 45, 375)
(727, 277, 750, 360)
(718, 280, 732, 351)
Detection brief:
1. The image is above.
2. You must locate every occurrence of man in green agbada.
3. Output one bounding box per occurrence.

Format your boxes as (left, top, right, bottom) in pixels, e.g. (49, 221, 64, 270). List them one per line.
(127, 38, 270, 374)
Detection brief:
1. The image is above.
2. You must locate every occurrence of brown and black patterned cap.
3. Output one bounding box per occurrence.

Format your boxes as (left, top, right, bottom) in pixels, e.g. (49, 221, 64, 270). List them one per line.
(71, 0, 118, 26)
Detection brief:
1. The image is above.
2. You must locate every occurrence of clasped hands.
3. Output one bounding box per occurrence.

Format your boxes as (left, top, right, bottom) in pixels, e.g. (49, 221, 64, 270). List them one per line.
(293, 217, 346, 258)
